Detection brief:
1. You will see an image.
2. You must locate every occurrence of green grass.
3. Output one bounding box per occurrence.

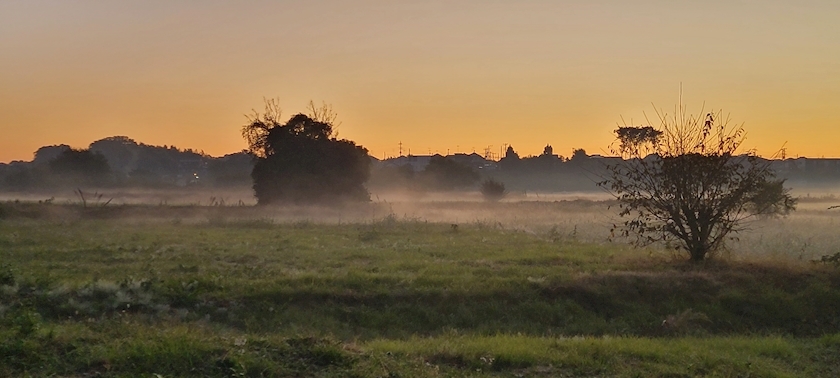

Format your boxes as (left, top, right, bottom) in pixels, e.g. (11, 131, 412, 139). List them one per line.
(368, 334, 840, 377)
(1, 202, 840, 376)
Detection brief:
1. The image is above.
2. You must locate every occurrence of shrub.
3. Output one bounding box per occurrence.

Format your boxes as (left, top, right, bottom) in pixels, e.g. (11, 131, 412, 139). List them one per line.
(480, 179, 506, 202)
(0, 264, 14, 287)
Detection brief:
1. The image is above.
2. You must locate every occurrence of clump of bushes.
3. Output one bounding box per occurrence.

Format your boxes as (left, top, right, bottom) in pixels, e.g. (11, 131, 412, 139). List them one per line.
(480, 178, 506, 202)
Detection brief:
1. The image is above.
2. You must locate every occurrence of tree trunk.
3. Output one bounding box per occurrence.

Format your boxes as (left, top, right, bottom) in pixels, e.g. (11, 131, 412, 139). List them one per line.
(689, 246, 707, 262)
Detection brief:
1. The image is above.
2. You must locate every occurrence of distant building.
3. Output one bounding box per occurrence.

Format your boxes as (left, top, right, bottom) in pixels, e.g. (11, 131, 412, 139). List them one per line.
(379, 152, 496, 172)
(381, 154, 438, 172)
(447, 153, 497, 171)
(770, 157, 840, 178)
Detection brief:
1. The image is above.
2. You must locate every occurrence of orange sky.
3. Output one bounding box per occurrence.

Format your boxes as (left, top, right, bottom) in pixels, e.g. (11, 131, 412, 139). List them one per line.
(2, 1, 839, 163)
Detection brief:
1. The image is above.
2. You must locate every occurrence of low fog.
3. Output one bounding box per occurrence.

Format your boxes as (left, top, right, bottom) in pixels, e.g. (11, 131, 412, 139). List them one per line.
(2, 139, 838, 262)
(2, 180, 839, 262)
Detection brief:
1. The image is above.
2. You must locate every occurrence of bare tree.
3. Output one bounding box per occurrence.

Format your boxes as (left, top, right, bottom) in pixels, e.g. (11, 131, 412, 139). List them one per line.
(306, 100, 340, 128)
(243, 100, 343, 158)
(241, 98, 284, 158)
(601, 104, 795, 261)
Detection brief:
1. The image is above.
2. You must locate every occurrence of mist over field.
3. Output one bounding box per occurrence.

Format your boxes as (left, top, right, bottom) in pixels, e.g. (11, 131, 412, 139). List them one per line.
(2, 183, 840, 376)
(2, 139, 838, 376)
(2, 179, 838, 262)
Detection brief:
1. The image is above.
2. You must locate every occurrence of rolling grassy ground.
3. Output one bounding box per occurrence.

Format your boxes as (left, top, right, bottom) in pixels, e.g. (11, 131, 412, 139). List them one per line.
(1, 201, 839, 377)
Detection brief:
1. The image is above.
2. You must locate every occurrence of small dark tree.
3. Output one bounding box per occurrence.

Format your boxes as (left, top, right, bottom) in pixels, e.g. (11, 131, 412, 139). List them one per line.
(570, 148, 588, 162)
(601, 106, 795, 261)
(243, 100, 370, 205)
(614, 126, 662, 154)
(542, 145, 554, 157)
(480, 178, 506, 202)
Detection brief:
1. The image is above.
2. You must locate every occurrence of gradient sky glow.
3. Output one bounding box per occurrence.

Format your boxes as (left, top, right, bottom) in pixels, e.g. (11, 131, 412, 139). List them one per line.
(2, 0, 839, 163)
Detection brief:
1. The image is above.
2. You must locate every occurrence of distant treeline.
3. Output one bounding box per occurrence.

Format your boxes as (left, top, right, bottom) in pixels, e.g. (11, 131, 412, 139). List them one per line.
(371, 144, 840, 193)
(0, 136, 253, 191)
(1, 137, 838, 193)
(369, 146, 604, 192)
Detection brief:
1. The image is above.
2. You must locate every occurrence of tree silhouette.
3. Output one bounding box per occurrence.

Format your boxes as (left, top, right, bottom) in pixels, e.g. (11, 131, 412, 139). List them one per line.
(601, 107, 795, 262)
(89, 136, 139, 177)
(480, 178, 506, 201)
(542, 145, 554, 157)
(243, 100, 370, 205)
(420, 156, 479, 190)
(2, 165, 35, 191)
(614, 126, 662, 155)
(570, 148, 588, 162)
(33, 145, 70, 165)
(48, 148, 112, 186)
(208, 151, 254, 187)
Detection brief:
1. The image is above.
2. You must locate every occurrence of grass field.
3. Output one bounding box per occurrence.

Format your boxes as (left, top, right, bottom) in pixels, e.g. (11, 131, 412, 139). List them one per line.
(1, 199, 839, 377)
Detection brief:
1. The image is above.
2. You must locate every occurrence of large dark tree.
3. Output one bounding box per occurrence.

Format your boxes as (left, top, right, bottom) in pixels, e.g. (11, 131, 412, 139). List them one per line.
(601, 106, 795, 262)
(243, 100, 370, 205)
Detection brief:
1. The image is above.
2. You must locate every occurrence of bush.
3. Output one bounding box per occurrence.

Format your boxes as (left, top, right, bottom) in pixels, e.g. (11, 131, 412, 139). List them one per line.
(0, 264, 14, 287)
(480, 179, 506, 202)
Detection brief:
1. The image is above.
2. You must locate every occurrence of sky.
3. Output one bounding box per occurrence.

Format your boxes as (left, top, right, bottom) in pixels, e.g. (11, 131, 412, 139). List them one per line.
(1, 0, 839, 163)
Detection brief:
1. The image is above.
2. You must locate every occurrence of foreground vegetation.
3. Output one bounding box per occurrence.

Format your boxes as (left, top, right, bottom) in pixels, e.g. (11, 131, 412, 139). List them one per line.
(1, 202, 839, 377)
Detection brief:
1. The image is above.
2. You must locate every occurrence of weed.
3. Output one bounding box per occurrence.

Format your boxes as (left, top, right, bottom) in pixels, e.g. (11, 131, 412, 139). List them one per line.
(660, 309, 711, 335)
(379, 212, 398, 226)
(815, 252, 840, 267)
(358, 228, 380, 242)
(0, 264, 15, 286)
(10, 308, 42, 337)
(74, 188, 113, 208)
